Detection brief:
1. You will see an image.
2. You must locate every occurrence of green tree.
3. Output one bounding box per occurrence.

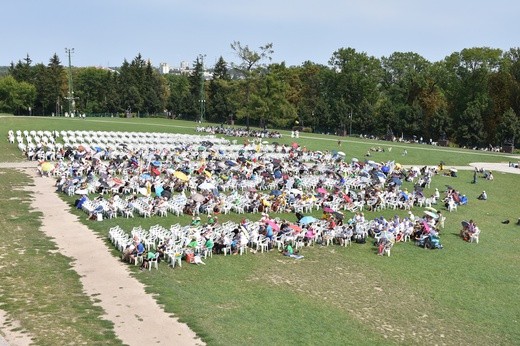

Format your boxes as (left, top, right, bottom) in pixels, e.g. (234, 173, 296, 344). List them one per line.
(457, 99, 486, 147)
(119, 58, 143, 115)
(380, 52, 432, 138)
(496, 107, 519, 146)
(46, 54, 66, 115)
(231, 41, 273, 129)
(207, 56, 233, 123)
(441, 47, 502, 144)
(142, 61, 168, 115)
(187, 56, 205, 121)
(166, 74, 191, 118)
(329, 47, 383, 136)
(10, 54, 33, 84)
(254, 63, 297, 128)
(74, 67, 113, 114)
(0, 75, 36, 114)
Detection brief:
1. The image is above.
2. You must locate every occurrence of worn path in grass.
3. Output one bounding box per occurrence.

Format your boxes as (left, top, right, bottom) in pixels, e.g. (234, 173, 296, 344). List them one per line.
(0, 162, 203, 346)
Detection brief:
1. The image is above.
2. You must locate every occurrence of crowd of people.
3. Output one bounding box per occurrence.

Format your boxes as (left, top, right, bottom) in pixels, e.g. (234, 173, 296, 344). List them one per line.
(9, 127, 491, 264)
(195, 126, 282, 139)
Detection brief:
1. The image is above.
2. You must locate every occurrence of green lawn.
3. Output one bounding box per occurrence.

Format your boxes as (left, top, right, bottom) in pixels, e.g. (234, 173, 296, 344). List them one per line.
(1, 114, 520, 345)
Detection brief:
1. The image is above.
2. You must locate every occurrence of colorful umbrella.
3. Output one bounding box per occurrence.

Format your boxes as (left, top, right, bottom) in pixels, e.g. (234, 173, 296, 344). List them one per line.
(199, 182, 216, 190)
(151, 167, 161, 176)
(289, 188, 302, 195)
(323, 206, 334, 213)
(140, 173, 152, 180)
(225, 160, 237, 167)
(265, 219, 280, 231)
(333, 211, 344, 220)
(299, 216, 317, 225)
(155, 185, 164, 197)
(289, 224, 302, 232)
(423, 210, 439, 219)
(191, 193, 205, 202)
(173, 171, 189, 181)
(41, 162, 53, 172)
(391, 177, 403, 185)
(316, 187, 327, 194)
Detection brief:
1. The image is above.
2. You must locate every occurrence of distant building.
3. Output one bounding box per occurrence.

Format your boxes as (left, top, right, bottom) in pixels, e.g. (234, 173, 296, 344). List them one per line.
(180, 61, 189, 71)
(94, 66, 119, 74)
(167, 61, 213, 80)
(159, 62, 170, 74)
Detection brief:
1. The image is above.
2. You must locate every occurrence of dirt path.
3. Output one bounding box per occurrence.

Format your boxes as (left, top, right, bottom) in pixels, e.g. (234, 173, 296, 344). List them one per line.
(0, 163, 203, 346)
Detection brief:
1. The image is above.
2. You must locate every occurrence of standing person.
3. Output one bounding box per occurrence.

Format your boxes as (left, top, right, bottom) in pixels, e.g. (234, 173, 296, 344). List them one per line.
(472, 167, 478, 184)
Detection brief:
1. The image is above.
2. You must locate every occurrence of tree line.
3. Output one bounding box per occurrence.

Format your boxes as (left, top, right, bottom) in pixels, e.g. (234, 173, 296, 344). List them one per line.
(1, 44, 520, 148)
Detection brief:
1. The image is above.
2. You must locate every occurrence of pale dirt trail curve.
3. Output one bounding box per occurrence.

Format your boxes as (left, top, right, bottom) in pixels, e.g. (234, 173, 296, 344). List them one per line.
(0, 162, 203, 346)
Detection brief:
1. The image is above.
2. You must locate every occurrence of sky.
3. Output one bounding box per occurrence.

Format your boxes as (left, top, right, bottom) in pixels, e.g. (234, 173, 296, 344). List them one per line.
(2, 0, 518, 69)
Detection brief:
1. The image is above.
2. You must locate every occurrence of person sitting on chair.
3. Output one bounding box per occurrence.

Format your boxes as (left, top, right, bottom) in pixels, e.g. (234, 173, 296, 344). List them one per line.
(140, 250, 157, 270)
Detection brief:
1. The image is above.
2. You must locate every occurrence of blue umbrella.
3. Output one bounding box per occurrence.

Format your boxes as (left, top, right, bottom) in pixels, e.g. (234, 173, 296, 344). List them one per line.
(374, 171, 386, 183)
(382, 166, 390, 174)
(270, 190, 282, 196)
(392, 177, 403, 186)
(152, 160, 161, 167)
(140, 173, 152, 180)
(225, 160, 237, 167)
(299, 216, 318, 225)
(155, 185, 164, 197)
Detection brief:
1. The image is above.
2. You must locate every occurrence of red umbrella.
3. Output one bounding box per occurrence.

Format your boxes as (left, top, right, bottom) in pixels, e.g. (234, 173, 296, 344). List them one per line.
(316, 187, 327, 194)
(342, 194, 352, 203)
(151, 167, 161, 176)
(291, 142, 299, 149)
(112, 177, 123, 185)
(289, 224, 302, 232)
(323, 206, 334, 213)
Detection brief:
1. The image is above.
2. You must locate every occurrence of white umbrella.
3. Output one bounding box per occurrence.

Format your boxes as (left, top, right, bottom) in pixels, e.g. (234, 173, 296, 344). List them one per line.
(351, 157, 359, 162)
(199, 182, 216, 190)
(290, 188, 303, 195)
(337, 151, 346, 157)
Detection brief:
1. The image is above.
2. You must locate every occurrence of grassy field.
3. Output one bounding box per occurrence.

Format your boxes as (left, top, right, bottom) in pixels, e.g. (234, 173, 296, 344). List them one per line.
(1, 114, 520, 345)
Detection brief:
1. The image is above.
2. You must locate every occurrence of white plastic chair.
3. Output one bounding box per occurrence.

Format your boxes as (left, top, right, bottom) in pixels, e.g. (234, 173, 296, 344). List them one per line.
(148, 253, 160, 271)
